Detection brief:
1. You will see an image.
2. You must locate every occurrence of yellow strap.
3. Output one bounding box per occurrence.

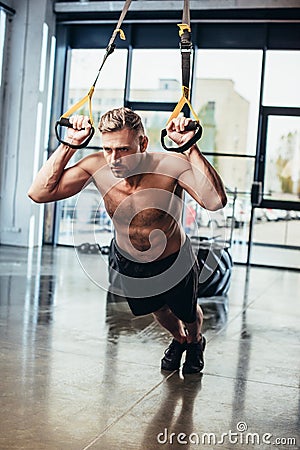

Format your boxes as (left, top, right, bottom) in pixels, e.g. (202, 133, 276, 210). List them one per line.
(177, 23, 191, 37)
(114, 28, 126, 40)
(167, 86, 200, 124)
(61, 86, 95, 126)
(59, 28, 125, 126)
(58, 4, 129, 127)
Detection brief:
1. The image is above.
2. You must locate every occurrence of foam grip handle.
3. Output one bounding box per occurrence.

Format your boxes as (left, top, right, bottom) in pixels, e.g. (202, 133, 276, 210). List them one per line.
(160, 120, 203, 153)
(184, 121, 199, 132)
(57, 117, 86, 131)
(58, 117, 73, 128)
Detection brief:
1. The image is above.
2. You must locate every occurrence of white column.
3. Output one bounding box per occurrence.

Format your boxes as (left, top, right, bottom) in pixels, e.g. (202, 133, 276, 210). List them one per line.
(0, 0, 56, 246)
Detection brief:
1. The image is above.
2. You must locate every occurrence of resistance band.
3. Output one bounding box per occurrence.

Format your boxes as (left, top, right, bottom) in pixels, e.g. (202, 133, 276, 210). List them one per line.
(161, 0, 203, 153)
(55, 0, 132, 149)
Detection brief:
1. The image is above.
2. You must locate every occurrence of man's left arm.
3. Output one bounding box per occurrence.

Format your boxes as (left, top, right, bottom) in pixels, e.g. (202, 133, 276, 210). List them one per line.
(166, 117, 227, 211)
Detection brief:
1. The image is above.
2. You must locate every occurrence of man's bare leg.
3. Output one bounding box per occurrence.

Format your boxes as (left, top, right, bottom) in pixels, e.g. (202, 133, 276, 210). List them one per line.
(154, 304, 206, 373)
(182, 305, 206, 374)
(184, 304, 203, 343)
(154, 306, 187, 371)
(152, 305, 187, 344)
(153, 304, 204, 343)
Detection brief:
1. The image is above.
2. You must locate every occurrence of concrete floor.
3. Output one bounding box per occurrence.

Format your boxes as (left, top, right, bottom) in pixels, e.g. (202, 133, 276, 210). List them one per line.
(0, 245, 299, 450)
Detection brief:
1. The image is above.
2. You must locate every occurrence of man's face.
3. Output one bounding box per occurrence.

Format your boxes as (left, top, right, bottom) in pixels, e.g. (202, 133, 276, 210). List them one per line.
(102, 127, 147, 178)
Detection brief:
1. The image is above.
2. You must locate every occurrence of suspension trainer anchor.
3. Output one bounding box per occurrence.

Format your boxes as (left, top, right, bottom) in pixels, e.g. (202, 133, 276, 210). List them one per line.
(160, 0, 203, 153)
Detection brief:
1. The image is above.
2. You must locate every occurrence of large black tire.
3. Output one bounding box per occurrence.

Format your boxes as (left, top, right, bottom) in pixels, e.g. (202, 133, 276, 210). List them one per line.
(196, 243, 233, 298)
(107, 238, 233, 299)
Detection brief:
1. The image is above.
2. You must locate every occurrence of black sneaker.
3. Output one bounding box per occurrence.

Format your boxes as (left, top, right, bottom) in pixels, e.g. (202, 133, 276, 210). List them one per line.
(161, 339, 187, 371)
(182, 336, 206, 375)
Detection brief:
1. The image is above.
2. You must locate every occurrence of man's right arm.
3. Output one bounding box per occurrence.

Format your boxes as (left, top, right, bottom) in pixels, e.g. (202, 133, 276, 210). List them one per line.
(28, 116, 92, 203)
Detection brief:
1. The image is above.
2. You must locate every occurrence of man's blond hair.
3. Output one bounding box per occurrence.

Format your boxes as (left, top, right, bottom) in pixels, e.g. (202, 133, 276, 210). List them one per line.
(99, 107, 145, 135)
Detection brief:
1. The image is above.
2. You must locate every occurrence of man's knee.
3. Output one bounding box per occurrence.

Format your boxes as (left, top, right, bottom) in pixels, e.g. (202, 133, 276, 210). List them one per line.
(152, 304, 171, 318)
(196, 304, 204, 322)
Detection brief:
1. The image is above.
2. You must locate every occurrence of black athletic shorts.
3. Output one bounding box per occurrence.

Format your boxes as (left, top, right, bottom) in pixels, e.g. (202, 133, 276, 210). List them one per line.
(110, 237, 199, 323)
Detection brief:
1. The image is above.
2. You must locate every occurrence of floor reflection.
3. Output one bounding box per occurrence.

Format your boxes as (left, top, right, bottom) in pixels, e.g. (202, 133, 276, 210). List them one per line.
(105, 291, 155, 341)
(1, 245, 299, 449)
(142, 372, 203, 450)
(229, 266, 252, 440)
(106, 290, 229, 337)
(199, 296, 228, 332)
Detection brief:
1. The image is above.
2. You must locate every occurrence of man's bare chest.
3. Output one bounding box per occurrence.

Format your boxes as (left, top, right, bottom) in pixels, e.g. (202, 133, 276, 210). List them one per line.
(99, 176, 183, 225)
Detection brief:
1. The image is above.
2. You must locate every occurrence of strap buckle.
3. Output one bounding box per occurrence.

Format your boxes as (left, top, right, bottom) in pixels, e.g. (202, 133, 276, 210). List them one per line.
(177, 23, 191, 37)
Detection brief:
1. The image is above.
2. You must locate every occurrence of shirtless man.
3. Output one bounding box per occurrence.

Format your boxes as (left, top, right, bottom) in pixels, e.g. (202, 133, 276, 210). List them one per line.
(28, 107, 227, 374)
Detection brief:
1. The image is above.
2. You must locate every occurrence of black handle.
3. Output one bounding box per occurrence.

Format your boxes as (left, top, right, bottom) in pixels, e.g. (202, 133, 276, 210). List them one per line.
(160, 121, 203, 153)
(55, 118, 95, 149)
(58, 117, 75, 129)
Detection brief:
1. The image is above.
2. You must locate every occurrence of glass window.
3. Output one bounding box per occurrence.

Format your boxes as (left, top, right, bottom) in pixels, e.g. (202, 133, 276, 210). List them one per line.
(264, 116, 300, 202)
(183, 190, 251, 265)
(252, 208, 300, 269)
(57, 48, 127, 245)
(129, 49, 182, 102)
(263, 51, 300, 107)
(67, 48, 127, 146)
(195, 50, 262, 156)
(135, 110, 171, 152)
(204, 154, 255, 194)
(58, 183, 113, 248)
(0, 9, 6, 88)
(56, 148, 112, 246)
(190, 153, 255, 264)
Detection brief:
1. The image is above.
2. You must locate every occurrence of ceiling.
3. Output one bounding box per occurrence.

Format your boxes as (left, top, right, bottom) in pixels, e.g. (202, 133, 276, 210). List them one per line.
(54, 1, 300, 22)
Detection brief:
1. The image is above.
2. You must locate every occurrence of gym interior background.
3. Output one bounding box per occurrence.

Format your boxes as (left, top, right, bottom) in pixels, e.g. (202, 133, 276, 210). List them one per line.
(0, 1, 299, 449)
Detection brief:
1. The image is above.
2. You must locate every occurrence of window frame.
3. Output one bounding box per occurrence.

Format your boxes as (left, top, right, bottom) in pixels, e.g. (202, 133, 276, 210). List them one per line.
(48, 20, 300, 269)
